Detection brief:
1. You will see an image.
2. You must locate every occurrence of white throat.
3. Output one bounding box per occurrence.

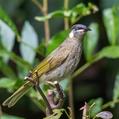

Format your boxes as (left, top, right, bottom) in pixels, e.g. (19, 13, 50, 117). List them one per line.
(69, 31, 74, 38)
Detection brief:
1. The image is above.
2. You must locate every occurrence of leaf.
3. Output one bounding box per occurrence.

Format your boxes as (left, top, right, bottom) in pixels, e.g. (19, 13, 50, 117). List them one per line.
(89, 98, 103, 117)
(113, 73, 119, 102)
(35, 3, 98, 23)
(0, 47, 31, 70)
(0, 77, 16, 89)
(96, 111, 113, 119)
(35, 10, 67, 22)
(43, 109, 64, 119)
(1, 114, 24, 119)
(83, 23, 99, 61)
(0, 20, 15, 62)
(20, 21, 38, 64)
(0, 7, 20, 40)
(0, 59, 16, 78)
(60, 79, 68, 91)
(103, 7, 119, 45)
(46, 30, 69, 55)
(96, 46, 119, 60)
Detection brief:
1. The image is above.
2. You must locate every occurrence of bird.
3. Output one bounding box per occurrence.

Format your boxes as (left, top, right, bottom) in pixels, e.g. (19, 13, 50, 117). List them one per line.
(2, 24, 91, 108)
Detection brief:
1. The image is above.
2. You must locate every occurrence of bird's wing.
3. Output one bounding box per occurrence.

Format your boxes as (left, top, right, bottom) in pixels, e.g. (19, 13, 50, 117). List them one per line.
(32, 46, 70, 78)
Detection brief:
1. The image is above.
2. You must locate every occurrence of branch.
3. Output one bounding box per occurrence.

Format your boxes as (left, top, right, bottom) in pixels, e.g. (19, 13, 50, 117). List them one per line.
(64, 0, 69, 30)
(32, 0, 50, 46)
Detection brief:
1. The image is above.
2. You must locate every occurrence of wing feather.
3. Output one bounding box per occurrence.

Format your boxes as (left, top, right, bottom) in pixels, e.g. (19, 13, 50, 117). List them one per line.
(31, 46, 70, 79)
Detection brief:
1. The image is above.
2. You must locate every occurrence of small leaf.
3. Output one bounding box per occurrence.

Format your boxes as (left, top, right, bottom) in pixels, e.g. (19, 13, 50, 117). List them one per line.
(0, 77, 16, 89)
(96, 46, 119, 60)
(46, 30, 69, 55)
(96, 111, 113, 119)
(103, 7, 119, 45)
(89, 98, 103, 117)
(0, 20, 15, 62)
(0, 7, 20, 40)
(20, 21, 38, 64)
(83, 23, 99, 61)
(1, 114, 24, 119)
(60, 79, 68, 91)
(43, 109, 64, 119)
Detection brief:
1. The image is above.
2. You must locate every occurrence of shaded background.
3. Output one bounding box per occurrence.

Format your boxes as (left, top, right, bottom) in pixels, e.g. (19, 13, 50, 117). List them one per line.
(0, 0, 119, 119)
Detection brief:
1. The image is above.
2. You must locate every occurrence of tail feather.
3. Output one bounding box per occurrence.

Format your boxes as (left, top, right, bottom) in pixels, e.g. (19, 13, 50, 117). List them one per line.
(2, 81, 32, 108)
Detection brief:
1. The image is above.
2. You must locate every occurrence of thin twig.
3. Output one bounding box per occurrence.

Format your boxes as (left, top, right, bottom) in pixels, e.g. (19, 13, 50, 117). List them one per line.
(102, 99, 119, 109)
(64, 0, 69, 30)
(32, 0, 44, 13)
(32, 0, 50, 46)
(43, 0, 50, 46)
(35, 72, 53, 115)
(68, 78, 75, 119)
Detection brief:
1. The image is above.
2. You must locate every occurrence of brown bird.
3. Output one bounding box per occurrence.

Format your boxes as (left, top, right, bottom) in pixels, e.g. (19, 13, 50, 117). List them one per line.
(3, 24, 91, 108)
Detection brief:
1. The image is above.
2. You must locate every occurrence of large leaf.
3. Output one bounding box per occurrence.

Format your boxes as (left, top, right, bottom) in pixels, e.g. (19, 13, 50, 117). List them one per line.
(0, 7, 20, 40)
(89, 98, 103, 117)
(83, 23, 99, 61)
(103, 7, 119, 45)
(0, 77, 16, 89)
(1, 114, 24, 119)
(0, 47, 31, 70)
(96, 46, 119, 60)
(20, 21, 38, 64)
(0, 20, 15, 62)
(0, 59, 16, 78)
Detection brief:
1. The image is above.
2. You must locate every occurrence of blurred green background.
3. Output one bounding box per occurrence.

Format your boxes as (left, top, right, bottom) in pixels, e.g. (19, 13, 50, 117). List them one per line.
(0, 0, 119, 119)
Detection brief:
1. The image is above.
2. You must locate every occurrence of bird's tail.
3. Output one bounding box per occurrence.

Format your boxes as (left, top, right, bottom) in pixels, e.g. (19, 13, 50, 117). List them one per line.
(2, 81, 32, 108)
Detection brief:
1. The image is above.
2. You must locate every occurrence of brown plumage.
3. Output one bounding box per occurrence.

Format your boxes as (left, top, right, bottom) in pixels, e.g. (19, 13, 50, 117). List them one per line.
(3, 24, 90, 107)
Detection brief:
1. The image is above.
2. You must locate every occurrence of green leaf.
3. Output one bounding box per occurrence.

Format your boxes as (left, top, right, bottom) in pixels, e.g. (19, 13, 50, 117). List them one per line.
(113, 73, 119, 102)
(0, 7, 20, 40)
(89, 98, 103, 117)
(43, 109, 64, 119)
(46, 30, 69, 55)
(103, 7, 119, 45)
(35, 10, 68, 22)
(0, 20, 15, 62)
(83, 23, 99, 61)
(0, 59, 16, 78)
(1, 114, 24, 119)
(20, 21, 38, 64)
(96, 46, 119, 60)
(0, 47, 31, 70)
(60, 79, 68, 91)
(35, 3, 98, 23)
(0, 77, 16, 89)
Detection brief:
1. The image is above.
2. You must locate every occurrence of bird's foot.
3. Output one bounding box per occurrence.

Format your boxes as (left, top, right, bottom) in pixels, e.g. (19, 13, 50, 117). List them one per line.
(46, 81, 65, 111)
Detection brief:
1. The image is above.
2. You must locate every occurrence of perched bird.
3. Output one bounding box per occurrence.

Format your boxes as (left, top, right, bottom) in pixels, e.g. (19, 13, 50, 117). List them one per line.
(3, 24, 91, 108)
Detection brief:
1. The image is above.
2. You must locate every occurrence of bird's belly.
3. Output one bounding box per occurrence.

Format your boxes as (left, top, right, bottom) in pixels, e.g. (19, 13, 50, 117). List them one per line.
(40, 48, 81, 82)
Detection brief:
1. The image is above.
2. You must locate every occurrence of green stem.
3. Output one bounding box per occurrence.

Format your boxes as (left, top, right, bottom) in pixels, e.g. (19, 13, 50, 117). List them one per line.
(102, 99, 119, 109)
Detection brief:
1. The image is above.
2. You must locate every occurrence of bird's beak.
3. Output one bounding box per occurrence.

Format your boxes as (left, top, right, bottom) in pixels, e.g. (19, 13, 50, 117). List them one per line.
(85, 27, 91, 32)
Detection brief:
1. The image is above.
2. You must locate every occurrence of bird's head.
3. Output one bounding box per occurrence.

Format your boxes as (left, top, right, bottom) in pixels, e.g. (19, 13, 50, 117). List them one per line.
(69, 24, 91, 39)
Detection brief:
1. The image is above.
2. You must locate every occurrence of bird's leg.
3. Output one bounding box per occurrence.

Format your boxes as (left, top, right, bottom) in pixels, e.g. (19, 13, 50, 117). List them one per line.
(46, 81, 65, 109)
(34, 72, 53, 116)
(24, 71, 37, 85)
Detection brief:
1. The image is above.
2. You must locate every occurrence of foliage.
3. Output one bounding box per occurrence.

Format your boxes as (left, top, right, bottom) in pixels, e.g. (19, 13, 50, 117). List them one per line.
(0, 0, 119, 119)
